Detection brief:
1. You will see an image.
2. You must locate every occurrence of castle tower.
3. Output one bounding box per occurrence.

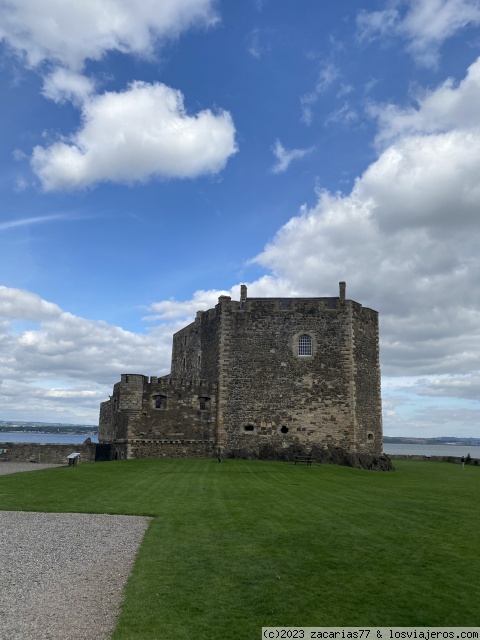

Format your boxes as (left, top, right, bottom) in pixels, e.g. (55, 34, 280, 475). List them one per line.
(99, 282, 384, 463)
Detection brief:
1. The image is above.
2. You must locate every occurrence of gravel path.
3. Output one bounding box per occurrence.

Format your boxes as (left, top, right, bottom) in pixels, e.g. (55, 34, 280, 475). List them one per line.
(0, 465, 151, 639)
(0, 462, 63, 476)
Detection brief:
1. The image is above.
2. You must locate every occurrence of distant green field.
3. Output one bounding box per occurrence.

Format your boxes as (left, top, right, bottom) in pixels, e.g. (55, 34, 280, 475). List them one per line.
(1, 459, 478, 638)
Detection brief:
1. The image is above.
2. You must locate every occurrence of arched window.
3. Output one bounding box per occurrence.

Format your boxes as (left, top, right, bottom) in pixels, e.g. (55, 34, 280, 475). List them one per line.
(298, 334, 312, 356)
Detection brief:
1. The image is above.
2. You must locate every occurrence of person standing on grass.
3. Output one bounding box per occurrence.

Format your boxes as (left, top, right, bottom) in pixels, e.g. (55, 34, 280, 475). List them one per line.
(461, 455, 465, 469)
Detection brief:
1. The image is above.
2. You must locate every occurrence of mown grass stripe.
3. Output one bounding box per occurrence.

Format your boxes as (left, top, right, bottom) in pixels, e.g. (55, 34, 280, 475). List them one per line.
(0, 458, 478, 637)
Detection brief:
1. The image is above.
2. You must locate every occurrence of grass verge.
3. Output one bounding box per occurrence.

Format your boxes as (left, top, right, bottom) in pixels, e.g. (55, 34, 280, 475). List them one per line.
(1, 458, 479, 638)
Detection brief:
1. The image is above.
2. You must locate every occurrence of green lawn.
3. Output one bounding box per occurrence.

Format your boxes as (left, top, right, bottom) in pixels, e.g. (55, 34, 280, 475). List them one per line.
(1, 459, 479, 638)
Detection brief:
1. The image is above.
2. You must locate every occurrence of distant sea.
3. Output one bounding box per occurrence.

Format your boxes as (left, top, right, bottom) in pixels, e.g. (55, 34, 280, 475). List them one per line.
(384, 443, 480, 457)
(0, 432, 98, 444)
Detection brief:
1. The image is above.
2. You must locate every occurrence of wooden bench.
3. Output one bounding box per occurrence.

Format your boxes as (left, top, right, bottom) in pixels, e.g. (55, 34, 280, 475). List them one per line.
(294, 455, 313, 466)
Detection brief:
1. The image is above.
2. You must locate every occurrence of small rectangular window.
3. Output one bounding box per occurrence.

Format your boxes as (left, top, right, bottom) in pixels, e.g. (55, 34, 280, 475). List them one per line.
(198, 396, 211, 411)
(298, 334, 312, 356)
(155, 395, 167, 409)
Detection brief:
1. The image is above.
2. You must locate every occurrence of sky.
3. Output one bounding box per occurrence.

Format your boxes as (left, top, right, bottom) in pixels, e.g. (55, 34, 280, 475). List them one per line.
(1, 0, 480, 437)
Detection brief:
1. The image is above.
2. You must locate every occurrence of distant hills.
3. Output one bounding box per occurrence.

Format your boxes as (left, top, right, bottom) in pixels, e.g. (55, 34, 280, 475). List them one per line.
(0, 420, 98, 434)
(384, 436, 480, 446)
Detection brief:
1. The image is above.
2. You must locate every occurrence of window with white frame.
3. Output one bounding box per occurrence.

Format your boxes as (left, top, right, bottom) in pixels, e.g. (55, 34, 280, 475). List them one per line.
(298, 334, 312, 356)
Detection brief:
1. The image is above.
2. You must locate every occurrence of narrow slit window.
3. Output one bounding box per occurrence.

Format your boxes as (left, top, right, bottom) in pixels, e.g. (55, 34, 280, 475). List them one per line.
(298, 334, 312, 356)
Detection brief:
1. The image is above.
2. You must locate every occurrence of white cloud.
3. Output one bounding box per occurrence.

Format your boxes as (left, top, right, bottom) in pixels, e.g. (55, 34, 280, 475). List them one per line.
(0, 214, 73, 232)
(300, 62, 339, 125)
(357, 0, 480, 67)
(145, 288, 231, 322)
(271, 139, 314, 174)
(0, 286, 61, 320)
(412, 374, 480, 400)
(325, 102, 359, 127)
(251, 56, 480, 383)
(0, 285, 177, 422)
(357, 8, 400, 42)
(31, 81, 237, 191)
(370, 57, 480, 146)
(144, 276, 295, 322)
(247, 28, 270, 59)
(0, 0, 218, 71)
(0, 0, 236, 191)
(42, 69, 96, 104)
(0, 277, 295, 422)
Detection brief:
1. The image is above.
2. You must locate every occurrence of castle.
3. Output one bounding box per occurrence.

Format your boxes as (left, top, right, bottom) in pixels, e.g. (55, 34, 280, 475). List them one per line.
(99, 282, 391, 469)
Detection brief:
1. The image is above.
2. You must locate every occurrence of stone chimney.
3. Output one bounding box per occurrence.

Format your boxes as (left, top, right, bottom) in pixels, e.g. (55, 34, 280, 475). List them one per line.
(339, 281, 346, 302)
(240, 284, 248, 303)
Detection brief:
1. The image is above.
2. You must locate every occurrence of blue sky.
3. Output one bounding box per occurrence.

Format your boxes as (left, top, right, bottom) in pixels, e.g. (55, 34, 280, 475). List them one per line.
(1, 0, 480, 437)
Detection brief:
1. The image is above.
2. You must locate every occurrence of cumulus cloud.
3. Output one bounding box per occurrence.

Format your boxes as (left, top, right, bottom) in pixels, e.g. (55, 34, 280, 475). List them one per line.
(0, 0, 236, 191)
(271, 139, 314, 174)
(0, 277, 295, 422)
(0, 285, 177, 422)
(145, 288, 231, 322)
(10, 311, 172, 384)
(144, 276, 295, 322)
(0, 286, 61, 320)
(42, 69, 96, 104)
(0, 0, 217, 70)
(412, 374, 480, 400)
(31, 81, 237, 191)
(357, 0, 480, 67)
(370, 57, 480, 145)
(250, 56, 480, 383)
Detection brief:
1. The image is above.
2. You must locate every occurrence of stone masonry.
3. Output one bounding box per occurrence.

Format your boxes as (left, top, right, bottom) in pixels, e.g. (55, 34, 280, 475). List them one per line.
(99, 283, 392, 469)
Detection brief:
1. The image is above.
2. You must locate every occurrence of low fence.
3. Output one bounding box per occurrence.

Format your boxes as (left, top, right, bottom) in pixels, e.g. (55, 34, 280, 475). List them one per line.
(0, 441, 96, 464)
(389, 454, 479, 465)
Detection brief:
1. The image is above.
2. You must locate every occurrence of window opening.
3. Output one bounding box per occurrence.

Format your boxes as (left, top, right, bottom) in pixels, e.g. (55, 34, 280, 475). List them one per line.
(155, 395, 167, 409)
(199, 396, 211, 411)
(244, 425, 255, 432)
(298, 334, 312, 356)
(280, 426, 289, 434)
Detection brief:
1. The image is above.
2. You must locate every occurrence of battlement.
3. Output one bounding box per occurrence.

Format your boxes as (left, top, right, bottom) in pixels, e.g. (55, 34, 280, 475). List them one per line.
(120, 373, 147, 384)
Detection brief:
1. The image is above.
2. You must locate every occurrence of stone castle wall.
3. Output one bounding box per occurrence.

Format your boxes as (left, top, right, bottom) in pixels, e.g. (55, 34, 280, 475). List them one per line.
(171, 307, 223, 381)
(99, 375, 217, 458)
(0, 441, 96, 464)
(352, 303, 382, 455)
(215, 296, 381, 458)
